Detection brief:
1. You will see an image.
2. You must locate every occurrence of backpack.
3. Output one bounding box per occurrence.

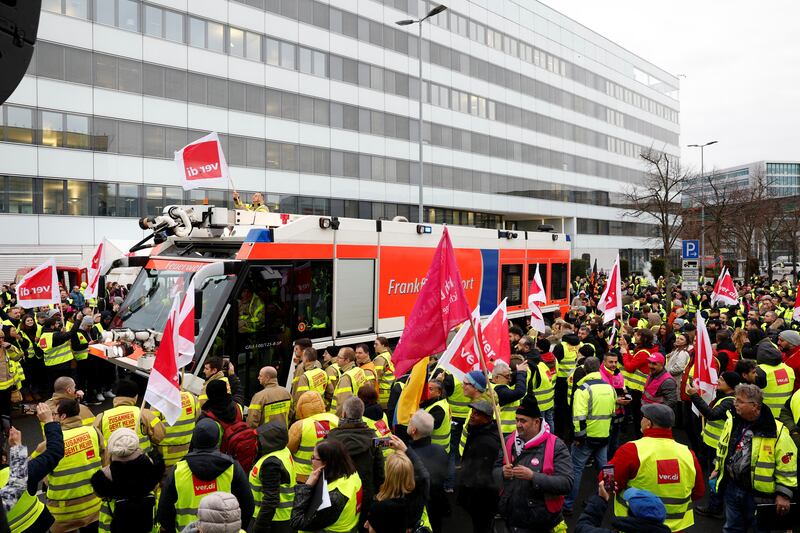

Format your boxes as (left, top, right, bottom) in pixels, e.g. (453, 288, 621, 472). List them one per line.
(204, 410, 258, 473)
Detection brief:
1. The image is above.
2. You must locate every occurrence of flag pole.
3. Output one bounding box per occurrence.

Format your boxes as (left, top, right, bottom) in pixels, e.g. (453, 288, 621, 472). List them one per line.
(467, 314, 510, 465)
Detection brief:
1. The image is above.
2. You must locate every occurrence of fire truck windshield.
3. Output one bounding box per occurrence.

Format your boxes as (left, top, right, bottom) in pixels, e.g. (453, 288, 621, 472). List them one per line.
(113, 268, 234, 333)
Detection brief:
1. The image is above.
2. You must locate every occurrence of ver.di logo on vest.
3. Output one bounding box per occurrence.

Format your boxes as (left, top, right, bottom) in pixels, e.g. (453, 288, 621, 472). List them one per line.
(656, 459, 681, 484)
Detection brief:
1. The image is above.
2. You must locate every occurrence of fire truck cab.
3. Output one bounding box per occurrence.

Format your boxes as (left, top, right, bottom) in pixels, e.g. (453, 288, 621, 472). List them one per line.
(95, 206, 570, 396)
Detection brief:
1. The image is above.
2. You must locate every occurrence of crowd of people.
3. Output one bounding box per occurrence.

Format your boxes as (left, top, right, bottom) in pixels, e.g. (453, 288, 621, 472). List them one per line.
(0, 270, 797, 533)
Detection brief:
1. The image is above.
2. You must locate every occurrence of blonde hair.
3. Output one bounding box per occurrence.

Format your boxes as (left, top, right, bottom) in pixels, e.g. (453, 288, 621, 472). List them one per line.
(376, 452, 415, 501)
(732, 328, 748, 354)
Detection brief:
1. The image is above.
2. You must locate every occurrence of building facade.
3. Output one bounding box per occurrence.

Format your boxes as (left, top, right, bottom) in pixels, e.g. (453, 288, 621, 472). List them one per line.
(0, 0, 680, 280)
(691, 161, 800, 199)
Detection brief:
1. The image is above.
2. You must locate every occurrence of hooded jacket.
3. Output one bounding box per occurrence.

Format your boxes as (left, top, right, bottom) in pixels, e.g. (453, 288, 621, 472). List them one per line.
(288, 391, 328, 454)
(755, 338, 785, 388)
(199, 380, 240, 425)
(157, 419, 254, 533)
(326, 419, 385, 520)
(575, 495, 671, 533)
(253, 423, 292, 532)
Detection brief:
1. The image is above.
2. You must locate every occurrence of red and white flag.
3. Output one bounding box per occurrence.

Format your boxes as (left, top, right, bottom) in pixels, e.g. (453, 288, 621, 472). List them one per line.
(597, 255, 622, 323)
(437, 308, 482, 383)
(174, 132, 230, 191)
(711, 267, 739, 307)
(144, 298, 182, 425)
(479, 299, 511, 366)
(392, 227, 472, 377)
(528, 264, 546, 306)
(84, 242, 104, 301)
(17, 258, 60, 309)
(793, 285, 800, 323)
(529, 302, 546, 334)
(176, 279, 195, 369)
(691, 313, 718, 416)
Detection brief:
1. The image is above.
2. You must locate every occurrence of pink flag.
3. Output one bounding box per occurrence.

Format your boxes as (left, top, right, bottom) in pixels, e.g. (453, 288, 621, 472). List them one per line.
(17, 258, 60, 309)
(528, 264, 546, 306)
(144, 298, 182, 425)
(174, 132, 230, 191)
(597, 255, 622, 323)
(176, 279, 195, 369)
(793, 285, 800, 323)
(481, 299, 511, 366)
(692, 313, 718, 415)
(529, 302, 546, 334)
(711, 267, 739, 307)
(393, 227, 472, 376)
(84, 242, 104, 300)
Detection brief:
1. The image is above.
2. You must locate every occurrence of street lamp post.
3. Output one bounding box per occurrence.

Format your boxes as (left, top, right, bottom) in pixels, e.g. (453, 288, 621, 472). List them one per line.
(397, 4, 447, 224)
(688, 140, 718, 270)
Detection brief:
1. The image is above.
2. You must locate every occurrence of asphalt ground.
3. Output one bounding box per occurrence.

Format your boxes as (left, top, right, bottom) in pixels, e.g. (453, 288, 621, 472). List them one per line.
(12, 403, 723, 533)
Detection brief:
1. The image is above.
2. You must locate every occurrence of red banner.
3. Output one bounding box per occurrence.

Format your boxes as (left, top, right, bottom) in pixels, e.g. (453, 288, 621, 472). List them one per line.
(17, 258, 60, 309)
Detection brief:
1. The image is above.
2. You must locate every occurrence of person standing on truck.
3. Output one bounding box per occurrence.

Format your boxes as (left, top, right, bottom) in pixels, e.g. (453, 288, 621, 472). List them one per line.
(232, 191, 269, 212)
(373, 337, 395, 409)
(331, 348, 367, 414)
(247, 366, 292, 429)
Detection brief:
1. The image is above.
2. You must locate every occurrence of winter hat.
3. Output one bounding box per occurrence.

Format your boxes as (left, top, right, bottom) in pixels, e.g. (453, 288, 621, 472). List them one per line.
(623, 488, 667, 522)
(756, 340, 782, 364)
(516, 396, 542, 419)
(779, 330, 800, 347)
(107, 428, 142, 462)
(206, 378, 230, 400)
(191, 418, 222, 450)
(196, 492, 241, 533)
(80, 316, 94, 329)
(468, 400, 494, 419)
(464, 370, 487, 392)
(719, 371, 742, 389)
(641, 403, 674, 428)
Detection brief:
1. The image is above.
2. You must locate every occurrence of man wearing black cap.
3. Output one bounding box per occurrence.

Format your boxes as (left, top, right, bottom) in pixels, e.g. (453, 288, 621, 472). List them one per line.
(686, 371, 740, 518)
(457, 400, 502, 533)
(607, 403, 704, 532)
(497, 396, 573, 532)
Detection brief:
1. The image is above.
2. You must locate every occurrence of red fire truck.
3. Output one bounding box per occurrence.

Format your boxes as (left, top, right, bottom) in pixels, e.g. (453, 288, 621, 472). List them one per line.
(92, 206, 570, 395)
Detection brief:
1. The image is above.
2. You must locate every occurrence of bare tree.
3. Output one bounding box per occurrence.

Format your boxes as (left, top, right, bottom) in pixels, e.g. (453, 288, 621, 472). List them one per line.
(779, 197, 800, 283)
(695, 170, 742, 265)
(625, 149, 692, 261)
(726, 170, 773, 279)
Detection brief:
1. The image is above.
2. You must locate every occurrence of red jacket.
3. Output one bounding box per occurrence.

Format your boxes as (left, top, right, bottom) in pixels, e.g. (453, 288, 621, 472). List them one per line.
(784, 345, 800, 391)
(623, 347, 653, 376)
(605, 427, 705, 502)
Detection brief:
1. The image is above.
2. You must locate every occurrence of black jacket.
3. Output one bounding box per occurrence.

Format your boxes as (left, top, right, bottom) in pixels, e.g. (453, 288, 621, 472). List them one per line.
(457, 421, 502, 491)
(418, 397, 447, 434)
(290, 475, 356, 531)
(253, 423, 292, 532)
(26, 421, 64, 533)
(575, 495, 671, 533)
(363, 403, 384, 423)
(689, 392, 734, 422)
(408, 437, 450, 518)
(367, 447, 430, 531)
(326, 420, 385, 513)
(493, 371, 527, 407)
(157, 420, 254, 533)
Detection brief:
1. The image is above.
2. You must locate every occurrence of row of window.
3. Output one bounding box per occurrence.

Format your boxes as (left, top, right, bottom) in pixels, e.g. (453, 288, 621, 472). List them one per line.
(766, 163, 800, 175)
(32, 41, 651, 164)
(43, 0, 679, 131)
(0, 103, 646, 188)
(0, 175, 504, 228)
(577, 218, 658, 238)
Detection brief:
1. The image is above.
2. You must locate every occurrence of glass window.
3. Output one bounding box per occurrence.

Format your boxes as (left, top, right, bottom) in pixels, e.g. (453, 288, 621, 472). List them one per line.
(65, 180, 90, 215)
(343, 152, 358, 177)
(65, 48, 92, 84)
(145, 5, 163, 37)
(7, 176, 33, 214)
(189, 17, 206, 48)
(165, 69, 187, 100)
(313, 100, 329, 125)
(299, 48, 312, 74)
(118, 0, 139, 31)
(187, 73, 206, 104)
(313, 51, 326, 76)
(118, 121, 143, 155)
(64, 114, 90, 149)
(117, 58, 142, 93)
(266, 39, 280, 66)
(266, 142, 281, 168)
(246, 138, 266, 167)
(207, 78, 228, 108)
(207, 22, 224, 52)
(94, 54, 117, 89)
(95, 0, 115, 26)
(550, 263, 568, 301)
(245, 85, 265, 114)
(143, 124, 166, 157)
(165, 127, 187, 154)
(501, 264, 523, 306)
(143, 64, 165, 97)
(280, 42, 295, 69)
(229, 28, 244, 57)
(265, 89, 281, 116)
(281, 93, 296, 119)
(42, 180, 65, 215)
(299, 146, 313, 173)
(227, 137, 246, 166)
(165, 10, 184, 42)
(93, 182, 116, 216)
(330, 103, 343, 128)
(43, 0, 61, 13)
(246, 32, 261, 61)
(298, 95, 314, 123)
(40, 111, 63, 147)
(145, 186, 164, 215)
(36, 42, 65, 79)
(313, 2, 329, 28)
(281, 144, 297, 171)
(118, 183, 140, 217)
(329, 55, 343, 80)
(229, 81, 246, 111)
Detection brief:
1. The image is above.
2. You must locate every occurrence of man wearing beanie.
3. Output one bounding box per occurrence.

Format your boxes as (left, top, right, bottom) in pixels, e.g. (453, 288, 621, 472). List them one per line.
(181, 492, 242, 533)
(158, 418, 254, 533)
(606, 403, 703, 531)
(685, 371, 739, 518)
(496, 396, 572, 532)
(90, 428, 165, 532)
(457, 370, 497, 456)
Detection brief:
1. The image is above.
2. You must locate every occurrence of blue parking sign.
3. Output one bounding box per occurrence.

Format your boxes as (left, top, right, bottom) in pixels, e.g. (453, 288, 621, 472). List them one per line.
(682, 240, 699, 259)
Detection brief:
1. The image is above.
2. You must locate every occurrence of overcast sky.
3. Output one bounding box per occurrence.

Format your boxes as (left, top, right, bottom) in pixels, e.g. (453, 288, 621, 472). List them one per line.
(541, 0, 800, 173)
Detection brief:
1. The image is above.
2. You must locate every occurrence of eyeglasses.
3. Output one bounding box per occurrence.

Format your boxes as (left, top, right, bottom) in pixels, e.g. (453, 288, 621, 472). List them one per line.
(734, 398, 756, 405)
